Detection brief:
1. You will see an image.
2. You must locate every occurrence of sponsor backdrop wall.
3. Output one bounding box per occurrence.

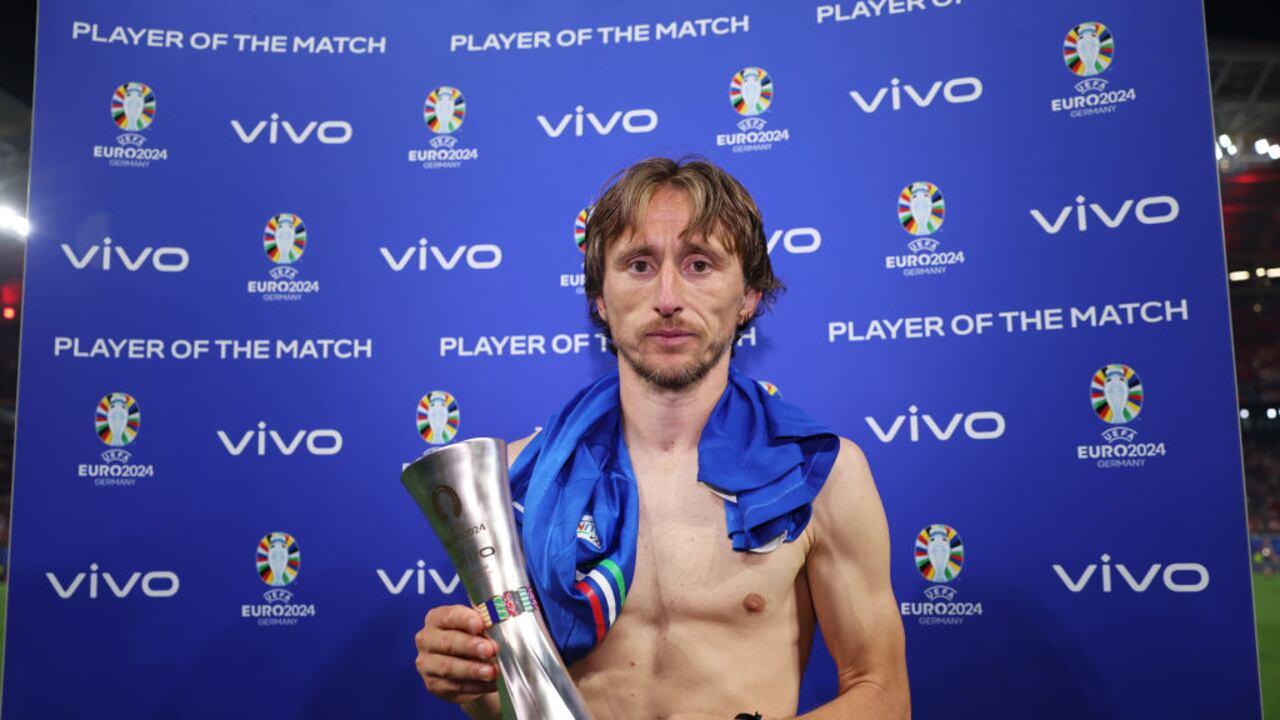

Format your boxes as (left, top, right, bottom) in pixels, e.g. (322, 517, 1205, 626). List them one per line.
(3, 0, 1262, 717)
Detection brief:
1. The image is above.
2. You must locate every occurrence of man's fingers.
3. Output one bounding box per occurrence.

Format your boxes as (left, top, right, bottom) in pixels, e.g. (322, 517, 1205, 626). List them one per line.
(426, 605, 485, 634)
(424, 652, 498, 682)
(422, 674, 498, 699)
(424, 629, 496, 660)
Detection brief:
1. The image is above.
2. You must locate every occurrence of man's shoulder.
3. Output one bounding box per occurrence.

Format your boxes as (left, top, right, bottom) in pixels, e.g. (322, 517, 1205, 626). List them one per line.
(809, 436, 881, 541)
(505, 428, 542, 468)
(827, 436, 871, 484)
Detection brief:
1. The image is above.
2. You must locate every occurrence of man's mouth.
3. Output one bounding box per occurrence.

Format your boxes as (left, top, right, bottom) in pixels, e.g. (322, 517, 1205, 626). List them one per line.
(644, 327, 697, 345)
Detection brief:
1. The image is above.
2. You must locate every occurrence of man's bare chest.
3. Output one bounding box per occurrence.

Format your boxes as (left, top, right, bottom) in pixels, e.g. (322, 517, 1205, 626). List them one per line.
(623, 471, 811, 625)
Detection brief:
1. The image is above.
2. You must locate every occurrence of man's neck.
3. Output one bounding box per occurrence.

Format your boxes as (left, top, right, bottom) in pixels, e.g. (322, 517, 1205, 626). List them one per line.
(617, 357, 729, 456)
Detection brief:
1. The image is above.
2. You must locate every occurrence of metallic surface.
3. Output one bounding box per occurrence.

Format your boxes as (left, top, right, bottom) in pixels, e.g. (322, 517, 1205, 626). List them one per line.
(402, 437, 596, 720)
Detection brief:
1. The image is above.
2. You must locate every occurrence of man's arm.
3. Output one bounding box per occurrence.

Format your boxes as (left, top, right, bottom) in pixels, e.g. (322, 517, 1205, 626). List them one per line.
(799, 437, 910, 719)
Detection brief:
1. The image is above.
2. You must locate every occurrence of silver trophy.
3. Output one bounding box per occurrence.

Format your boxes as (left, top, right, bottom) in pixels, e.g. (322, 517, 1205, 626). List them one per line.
(402, 437, 596, 720)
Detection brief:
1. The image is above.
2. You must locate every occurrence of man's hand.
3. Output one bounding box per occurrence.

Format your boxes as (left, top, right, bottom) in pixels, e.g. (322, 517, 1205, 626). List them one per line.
(667, 714, 779, 720)
(414, 605, 500, 704)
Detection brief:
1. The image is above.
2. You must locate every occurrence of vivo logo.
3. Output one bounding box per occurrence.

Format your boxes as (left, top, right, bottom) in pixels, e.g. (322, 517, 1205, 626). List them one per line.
(1053, 554, 1209, 593)
(376, 560, 462, 595)
(231, 114, 353, 144)
(767, 227, 822, 255)
(865, 406, 1006, 442)
(850, 77, 983, 113)
(217, 422, 343, 456)
(47, 564, 179, 599)
(379, 238, 503, 271)
(62, 237, 189, 272)
(536, 106, 659, 137)
(1029, 195, 1180, 234)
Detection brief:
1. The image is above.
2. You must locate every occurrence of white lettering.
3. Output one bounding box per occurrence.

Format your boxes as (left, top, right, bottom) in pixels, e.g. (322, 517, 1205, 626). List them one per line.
(47, 565, 179, 598)
(231, 115, 353, 145)
(851, 76, 982, 112)
(865, 408, 1005, 442)
(1054, 556, 1209, 593)
(1031, 194, 1180, 234)
(217, 423, 344, 456)
(537, 107, 659, 137)
(61, 238, 188, 272)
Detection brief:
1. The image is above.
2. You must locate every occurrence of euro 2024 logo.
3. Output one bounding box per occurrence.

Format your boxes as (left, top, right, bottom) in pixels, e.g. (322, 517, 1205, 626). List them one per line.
(901, 524, 983, 626)
(80, 392, 155, 487)
(243, 531, 317, 626)
(418, 390, 460, 445)
(409, 85, 479, 170)
(560, 205, 593, 295)
(94, 82, 169, 167)
(716, 67, 790, 153)
(1078, 363, 1166, 469)
(247, 213, 319, 301)
(886, 181, 964, 278)
(112, 82, 155, 134)
(1051, 22, 1137, 118)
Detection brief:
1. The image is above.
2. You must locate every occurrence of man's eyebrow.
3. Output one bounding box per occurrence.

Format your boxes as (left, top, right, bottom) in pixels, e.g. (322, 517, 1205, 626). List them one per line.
(611, 241, 657, 263)
(681, 238, 728, 259)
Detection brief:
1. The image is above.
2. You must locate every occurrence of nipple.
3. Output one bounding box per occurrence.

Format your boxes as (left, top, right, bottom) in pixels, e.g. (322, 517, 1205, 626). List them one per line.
(742, 593, 766, 613)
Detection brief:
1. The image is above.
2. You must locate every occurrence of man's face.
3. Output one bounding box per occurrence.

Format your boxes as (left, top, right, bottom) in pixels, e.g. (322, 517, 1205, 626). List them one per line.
(595, 186, 761, 391)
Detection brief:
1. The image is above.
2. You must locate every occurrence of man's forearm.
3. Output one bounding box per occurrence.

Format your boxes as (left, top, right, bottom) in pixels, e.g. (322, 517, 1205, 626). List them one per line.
(795, 680, 909, 720)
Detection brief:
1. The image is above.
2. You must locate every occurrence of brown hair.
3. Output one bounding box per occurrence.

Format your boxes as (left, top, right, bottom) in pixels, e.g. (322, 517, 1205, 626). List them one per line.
(582, 157, 784, 348)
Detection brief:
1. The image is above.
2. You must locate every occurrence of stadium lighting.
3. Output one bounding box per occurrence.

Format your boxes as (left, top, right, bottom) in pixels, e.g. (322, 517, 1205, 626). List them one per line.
(1241, 408, 1251, 419)
(1216, 145, 1224, 160)
(1219, 133, 1232, 147)
(1258, 267, 1268, 277)
(1257, 139, 1271, 154)
(1270, 145, 1280, 161)
(0, 206, 29, 238)
(1230, 270, 1251, 281)
(1228, 144, 1239, 156)
(1270, 408, 1279, 420)
(1268, 268, 1280, 278)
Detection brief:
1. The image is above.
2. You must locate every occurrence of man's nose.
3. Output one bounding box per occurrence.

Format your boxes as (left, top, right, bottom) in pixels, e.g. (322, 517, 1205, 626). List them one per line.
(653, 260, 684, 317)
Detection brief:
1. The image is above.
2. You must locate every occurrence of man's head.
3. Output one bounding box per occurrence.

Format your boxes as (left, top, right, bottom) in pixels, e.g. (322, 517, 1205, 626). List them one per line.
(583, 157, 783, 391)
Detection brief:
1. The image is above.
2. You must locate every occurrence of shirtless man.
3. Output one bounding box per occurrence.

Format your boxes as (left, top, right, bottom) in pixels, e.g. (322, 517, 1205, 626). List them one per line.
(414, 158, 909, 719)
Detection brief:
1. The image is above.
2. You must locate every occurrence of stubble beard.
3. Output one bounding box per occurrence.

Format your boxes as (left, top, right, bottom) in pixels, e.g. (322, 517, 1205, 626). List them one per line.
(613, 321, 736, 392)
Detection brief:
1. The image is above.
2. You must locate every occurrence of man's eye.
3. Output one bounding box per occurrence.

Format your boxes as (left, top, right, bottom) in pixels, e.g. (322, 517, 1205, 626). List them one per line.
(629, 260, 650, 273)
(689, 260, 711, 273)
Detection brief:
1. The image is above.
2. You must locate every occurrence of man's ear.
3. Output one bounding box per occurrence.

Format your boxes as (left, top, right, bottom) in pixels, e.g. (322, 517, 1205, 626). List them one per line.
(740, 287, 762, 324)
(595, 295, 607, 323)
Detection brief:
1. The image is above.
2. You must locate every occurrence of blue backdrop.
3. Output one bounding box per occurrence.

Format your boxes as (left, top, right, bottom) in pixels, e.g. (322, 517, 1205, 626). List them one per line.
(3, 1, 1262, 717)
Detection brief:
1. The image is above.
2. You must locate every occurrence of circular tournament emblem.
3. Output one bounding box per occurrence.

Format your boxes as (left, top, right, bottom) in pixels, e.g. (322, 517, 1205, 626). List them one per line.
(263, 213, 307, 264)
(729, 67, 773, 116)
(111, 82, 156, 132)
(424, 86, 466, 134)
(1063, 22, 1114, 77)
(898, 182, 945, 236)
(95, 392, 140, 447)
(417, 390, 460, 444)
(431, 486, 463, 520)
(1091, 363, 1143, 424)
(915, 524, 964, 583)
(256, 531, 300, 587)
(757, 380, 781, 396)
(574, 206, 592, 253)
